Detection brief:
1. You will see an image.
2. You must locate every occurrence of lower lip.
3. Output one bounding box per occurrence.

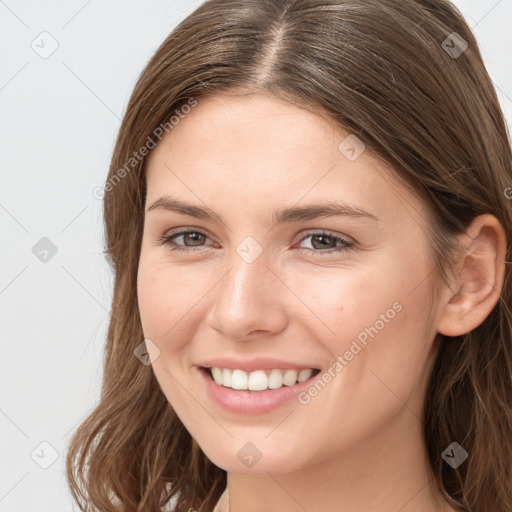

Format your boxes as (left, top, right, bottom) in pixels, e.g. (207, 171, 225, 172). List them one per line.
(197, 366, 319, 415)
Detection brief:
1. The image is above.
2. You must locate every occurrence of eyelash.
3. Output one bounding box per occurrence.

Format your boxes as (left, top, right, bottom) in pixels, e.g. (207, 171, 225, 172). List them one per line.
(156, 229, 354, 255)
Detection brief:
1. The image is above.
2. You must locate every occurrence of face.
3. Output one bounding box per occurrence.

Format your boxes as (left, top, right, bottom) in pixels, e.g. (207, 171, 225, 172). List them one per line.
(137, 92, 442, 474)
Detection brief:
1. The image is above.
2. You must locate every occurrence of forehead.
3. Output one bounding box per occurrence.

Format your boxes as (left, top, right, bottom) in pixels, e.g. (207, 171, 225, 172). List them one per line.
(144, 93, 429, 230)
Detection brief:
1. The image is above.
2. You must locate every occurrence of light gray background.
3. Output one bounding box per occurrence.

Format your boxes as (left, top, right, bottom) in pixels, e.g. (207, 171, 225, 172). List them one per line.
(0, 1, 510, 511)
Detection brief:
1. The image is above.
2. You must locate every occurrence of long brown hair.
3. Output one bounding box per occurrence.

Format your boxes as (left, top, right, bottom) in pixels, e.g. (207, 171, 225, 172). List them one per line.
(65, 1, 512, 510)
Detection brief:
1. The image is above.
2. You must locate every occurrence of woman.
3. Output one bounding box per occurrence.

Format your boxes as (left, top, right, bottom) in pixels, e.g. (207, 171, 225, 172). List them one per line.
(66, 1, 512, 511)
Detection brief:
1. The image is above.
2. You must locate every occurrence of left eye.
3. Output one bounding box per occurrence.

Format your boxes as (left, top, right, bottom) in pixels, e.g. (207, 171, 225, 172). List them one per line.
(157, 230, 354, 255)
(298, 231, 354, 253)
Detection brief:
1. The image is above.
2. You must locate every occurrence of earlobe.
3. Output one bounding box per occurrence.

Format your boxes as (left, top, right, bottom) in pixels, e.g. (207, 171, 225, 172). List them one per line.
(436, 214, 506, 337)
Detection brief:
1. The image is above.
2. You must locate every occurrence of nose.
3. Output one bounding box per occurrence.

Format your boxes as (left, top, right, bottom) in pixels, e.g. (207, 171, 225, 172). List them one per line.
(206, 249, 288, 341)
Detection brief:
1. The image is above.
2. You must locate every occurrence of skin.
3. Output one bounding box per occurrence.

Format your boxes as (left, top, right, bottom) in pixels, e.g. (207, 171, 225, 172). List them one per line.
(137, 92, 506, 512)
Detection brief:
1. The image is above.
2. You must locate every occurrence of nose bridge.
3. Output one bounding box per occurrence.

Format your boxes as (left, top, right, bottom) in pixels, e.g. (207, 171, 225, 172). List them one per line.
(220, 241, 271, 312)
(208, 237, 285, 339)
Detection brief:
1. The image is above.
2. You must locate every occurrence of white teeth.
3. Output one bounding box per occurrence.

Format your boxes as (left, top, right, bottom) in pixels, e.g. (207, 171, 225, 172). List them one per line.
(298, 368, 313, 382)
(268, 369, 283, 389)
(248, 370, 268, 391)
(231, 369, 248, 390)
(283, 369, 298, 386)
(222, 368, 231, 387)
(207, 367, 315, 391)
(211, 367, 223, 385)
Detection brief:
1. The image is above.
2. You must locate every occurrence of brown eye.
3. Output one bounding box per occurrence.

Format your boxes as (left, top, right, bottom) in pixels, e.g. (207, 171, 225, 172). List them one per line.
(157, 229, 354, 255)
(298, 231, 354, 255)
(158, 230, 212, 252)
(174, 232, 207, 247)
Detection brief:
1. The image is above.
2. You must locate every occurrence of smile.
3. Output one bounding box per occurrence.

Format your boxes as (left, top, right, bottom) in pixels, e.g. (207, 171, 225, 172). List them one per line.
(206, 367, 321, 391)
(198, 365, 322, 414)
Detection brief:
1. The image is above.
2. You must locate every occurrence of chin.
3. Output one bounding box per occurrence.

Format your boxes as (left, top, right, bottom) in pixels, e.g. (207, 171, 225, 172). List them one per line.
(199, 440, 305, 474)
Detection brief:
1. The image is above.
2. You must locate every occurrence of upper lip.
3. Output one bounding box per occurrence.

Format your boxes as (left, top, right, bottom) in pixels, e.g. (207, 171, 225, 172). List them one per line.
(199, 357, 319, 372)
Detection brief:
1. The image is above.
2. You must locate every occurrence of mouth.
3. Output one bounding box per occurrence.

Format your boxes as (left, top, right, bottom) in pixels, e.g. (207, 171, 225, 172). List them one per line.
(200, 366, 322, 392)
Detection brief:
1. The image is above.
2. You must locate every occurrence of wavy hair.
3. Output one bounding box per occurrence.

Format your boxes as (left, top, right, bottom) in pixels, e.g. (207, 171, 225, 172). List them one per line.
(65, 1, 512, 511)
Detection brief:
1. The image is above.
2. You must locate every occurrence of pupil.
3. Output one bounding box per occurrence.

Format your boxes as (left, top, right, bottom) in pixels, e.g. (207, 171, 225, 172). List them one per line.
(186, 233, 203, 246)
(314, 234, 331, 249)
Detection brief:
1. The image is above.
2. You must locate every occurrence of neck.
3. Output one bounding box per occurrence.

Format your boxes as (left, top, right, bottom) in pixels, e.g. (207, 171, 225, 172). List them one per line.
(225, 408, 455, 512)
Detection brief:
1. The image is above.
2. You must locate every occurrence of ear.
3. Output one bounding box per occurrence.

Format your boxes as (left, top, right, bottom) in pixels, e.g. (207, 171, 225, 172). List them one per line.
(436, 214, 507, 337)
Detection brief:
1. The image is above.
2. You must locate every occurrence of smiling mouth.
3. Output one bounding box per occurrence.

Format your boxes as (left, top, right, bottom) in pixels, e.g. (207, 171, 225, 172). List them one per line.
(200, 366, 321, 392)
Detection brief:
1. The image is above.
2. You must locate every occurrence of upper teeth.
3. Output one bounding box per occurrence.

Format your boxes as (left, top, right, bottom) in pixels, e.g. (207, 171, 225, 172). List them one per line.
(209, 367, 314, 391)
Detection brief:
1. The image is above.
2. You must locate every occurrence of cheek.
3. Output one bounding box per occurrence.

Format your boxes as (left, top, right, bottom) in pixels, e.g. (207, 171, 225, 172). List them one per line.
(330, 275, 436, 417)
(136, 256, 214, 347)
(297, 256, 433, 388)
(288, 264, 397, 346)
(137, 257, 180, 342)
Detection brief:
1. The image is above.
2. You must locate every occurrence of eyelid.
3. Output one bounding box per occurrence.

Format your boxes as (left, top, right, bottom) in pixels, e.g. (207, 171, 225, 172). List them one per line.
(160, 226, 215, 244)
(160, 226, 354, 243)
(298, 228, 354, 245)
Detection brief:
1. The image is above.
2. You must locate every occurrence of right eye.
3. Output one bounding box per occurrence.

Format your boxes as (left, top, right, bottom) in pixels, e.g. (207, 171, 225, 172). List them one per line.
(157, 230, 214, 252)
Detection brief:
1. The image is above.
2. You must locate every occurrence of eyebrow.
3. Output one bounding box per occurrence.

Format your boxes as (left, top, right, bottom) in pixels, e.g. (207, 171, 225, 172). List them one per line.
(145, 195, 380, 224)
